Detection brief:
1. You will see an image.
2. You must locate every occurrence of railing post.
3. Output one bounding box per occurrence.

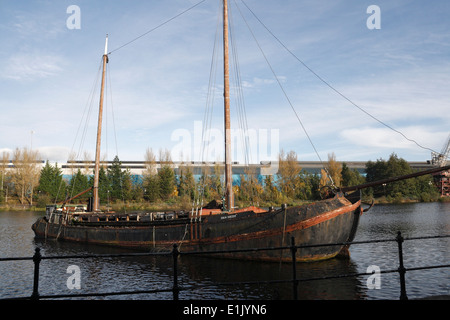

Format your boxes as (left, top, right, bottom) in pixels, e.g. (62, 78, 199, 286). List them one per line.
(172, 244, 180, 300)
(290, 237, 298, 300)
(31, 247, 41, 300)
(396, 231, 408, 300)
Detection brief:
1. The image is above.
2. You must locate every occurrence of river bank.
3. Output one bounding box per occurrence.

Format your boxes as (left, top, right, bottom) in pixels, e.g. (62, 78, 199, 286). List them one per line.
(1, 195, 449, 213)
(370, 196, 450, 204)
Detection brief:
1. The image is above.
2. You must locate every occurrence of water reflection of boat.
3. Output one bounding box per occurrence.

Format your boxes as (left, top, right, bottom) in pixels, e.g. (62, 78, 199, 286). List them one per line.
(33, 238, 366, 300)
(178, 255, 366, 300)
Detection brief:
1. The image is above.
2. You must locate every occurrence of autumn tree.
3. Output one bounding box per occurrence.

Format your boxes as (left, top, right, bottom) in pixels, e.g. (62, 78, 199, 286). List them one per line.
(11, 147, 41, 205)
(143, 148, 160, 202)
(178, 162, 197, 201)
(262, 175, 278, 203)
(0, 151, 9, 203)
(209, 163, 223, 200)
(82, 151, 92, 176)
(237, 166, 262, 204)
(197, 166, 212, 201)
(158, 149, 176, 200)
(143, 148, 157, 177)
(319, 168, 329, 190)
(277, 150, 303, 199)
(326, 153, 342, 187)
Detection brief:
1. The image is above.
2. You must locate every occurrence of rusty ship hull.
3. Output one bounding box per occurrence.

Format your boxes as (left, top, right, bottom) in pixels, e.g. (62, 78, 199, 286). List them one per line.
(32, 192, 362, 262)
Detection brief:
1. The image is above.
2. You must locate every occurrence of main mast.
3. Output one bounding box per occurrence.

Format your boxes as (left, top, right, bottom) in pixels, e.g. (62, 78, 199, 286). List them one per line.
(223, 0, 233, 211)
(93, 35, 109, 212)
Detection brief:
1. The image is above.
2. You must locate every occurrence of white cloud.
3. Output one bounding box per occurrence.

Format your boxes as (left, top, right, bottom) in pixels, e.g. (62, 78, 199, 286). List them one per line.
(37, 146, 71, 163)
(3, 53, 64, 81)
(340, 126, 447, 153)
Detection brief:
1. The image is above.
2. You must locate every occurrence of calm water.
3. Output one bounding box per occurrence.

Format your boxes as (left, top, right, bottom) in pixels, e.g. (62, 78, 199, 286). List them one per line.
(0, 202, 448, 300)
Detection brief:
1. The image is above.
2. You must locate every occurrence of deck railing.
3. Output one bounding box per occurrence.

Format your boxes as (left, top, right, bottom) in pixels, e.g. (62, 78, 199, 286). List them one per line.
(0, 231, 448, 300)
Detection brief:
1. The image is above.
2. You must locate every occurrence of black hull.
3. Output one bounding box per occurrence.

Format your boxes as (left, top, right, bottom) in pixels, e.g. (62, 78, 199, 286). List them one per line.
(32, 193, 362, 262)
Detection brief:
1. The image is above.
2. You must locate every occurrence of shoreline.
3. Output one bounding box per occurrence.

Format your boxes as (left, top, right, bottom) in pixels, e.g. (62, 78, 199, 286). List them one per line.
(370, 196, 450, 205)
(1, 196, 449, 213)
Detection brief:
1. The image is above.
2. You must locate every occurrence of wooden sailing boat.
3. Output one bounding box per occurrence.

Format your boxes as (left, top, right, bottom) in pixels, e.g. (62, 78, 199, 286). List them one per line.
(31, 1, 450, 262)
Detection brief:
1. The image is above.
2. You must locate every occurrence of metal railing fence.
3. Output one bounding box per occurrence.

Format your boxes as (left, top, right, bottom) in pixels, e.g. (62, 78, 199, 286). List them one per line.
(0, 231, 448, 300)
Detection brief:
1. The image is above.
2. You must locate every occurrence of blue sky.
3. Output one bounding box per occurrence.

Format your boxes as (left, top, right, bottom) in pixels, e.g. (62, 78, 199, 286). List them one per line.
(1, 0, 449, 164)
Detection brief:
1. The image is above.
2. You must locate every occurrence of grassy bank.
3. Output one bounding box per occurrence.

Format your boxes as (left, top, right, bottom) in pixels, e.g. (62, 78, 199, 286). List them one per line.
(0, 204, 45, 212)
(1, 195, 448, 213)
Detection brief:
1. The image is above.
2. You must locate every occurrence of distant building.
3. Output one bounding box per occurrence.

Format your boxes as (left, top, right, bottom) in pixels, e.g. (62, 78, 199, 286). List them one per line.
(3, 159, 436, 184)
(58, 160, 435, 183)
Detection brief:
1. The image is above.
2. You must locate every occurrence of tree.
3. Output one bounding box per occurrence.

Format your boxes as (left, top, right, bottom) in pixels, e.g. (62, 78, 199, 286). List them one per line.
(120, 169, 133, 201)
(144, 174, 160, 202)
(158, 166, 176, 200)
(0, 151, 10, 203)
(88, 166, 110, 205)
(415, 174, 440, 202)
(67, 169, 90, 203)
(209, 163, 223, 200)
(385, 154, 417, 199)
(277, 150, 303, 199)
(319, 169, 329, 190)
(157, 149, 176, 200)
(129, 175, 144, 201)
(143, 148, 157, 177)
(143, 148, 160, 202)
(263, 175, 279, 203)
(197, 166, 212, 201)
(237, 167, 262, 204)
(98, 167, 110, 205)
(178, 163, 197, 201)
(326, 153, 342, 187)
(298, 170, 321, 200)
(341, 163, 365, 187)
(364, 153, 439, 201)
(107, 155, 132, 201)
(365, 158, 389, 198)
(11, 147, 40, 205)
(37, 161, 66, 202)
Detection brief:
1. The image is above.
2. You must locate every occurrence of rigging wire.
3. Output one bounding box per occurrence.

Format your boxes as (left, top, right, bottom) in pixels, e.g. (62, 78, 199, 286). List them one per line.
(232, 1, 327, 166)
(232, 0, 336, 187)
(71, 59, 103, 161)
(200, 13, 220, 168)
(229, 2, 252, 167)
(108, 0, 208, 55)
(105, 61, 127, 213)
(56, 57, 104, 204)
(107, 61, 121, 163)
(229, 1, 260, 204)
(239, 0, 439, 156)
(197, 3, 223, 207)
